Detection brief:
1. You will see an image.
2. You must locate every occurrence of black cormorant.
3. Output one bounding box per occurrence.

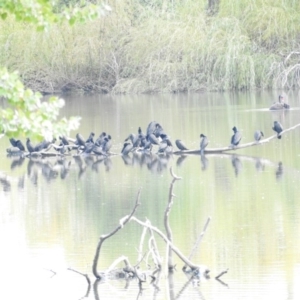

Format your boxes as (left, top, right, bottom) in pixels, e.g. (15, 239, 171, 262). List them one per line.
(9, 138, 18, 147)
(102, 135, 112, 153)
(86, 132, 95, 144)
(175, 139, 188, 151)
(272, 121, 283, 139)
(26, 138, 35, 153)
(59, 136, 69, 145)
(76, 133, 86, 146)
(147, 133, 160, 145)
(95, 132, 106, 146)
(254, 130, 264, 142)
(200, 134, 208, 155)
(121, 142, 133, 155)
(15, 140, 25, 151)
(231, 126, 242, 146)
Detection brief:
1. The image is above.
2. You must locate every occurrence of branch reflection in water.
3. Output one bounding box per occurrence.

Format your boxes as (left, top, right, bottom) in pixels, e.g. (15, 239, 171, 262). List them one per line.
(0, 153, 290, 191)
(3, 150, 289, 192)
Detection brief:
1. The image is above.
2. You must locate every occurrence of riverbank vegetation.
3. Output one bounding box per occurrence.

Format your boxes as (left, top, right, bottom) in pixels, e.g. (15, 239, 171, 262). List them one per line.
(1, 0, 300, 94)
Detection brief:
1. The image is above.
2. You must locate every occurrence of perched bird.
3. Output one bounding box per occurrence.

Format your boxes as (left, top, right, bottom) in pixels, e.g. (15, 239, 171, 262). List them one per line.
(158, 136, 173, 154)
(147, 133, 160, 146)
(34, 139, 55, 152)
(59, 136, 69, 145)
(138, 127, 146, 139)
(95, 132, 106, 146)
(26, 138, 35, 153)
(200, 134, 208, 155)
(75, 133, 86, 146)
(154, 123, 165, 138)
(15, 140, 25, 151)
(59, 144, 67, 155)
(146, 121, 158, 136)
(125, 133, 139, 147)
(9, 139, 25, 151)
(121, 142, 133, 155)
(231, 126, 242, 147)
(102, 135, 112, 153)
(83, 142, 95, 154)
(254, 130, 264, 142)
(272, 121, 283, 139)
(86, 132, 95, 144)
(9, 138, 18, 147)
(175, 139, 188, 151)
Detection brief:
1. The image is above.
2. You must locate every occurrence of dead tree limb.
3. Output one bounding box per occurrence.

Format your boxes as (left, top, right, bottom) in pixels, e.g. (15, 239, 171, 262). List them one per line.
(187, 217, 211, 262)
(131, 217, 207, 271)
(92, 188, 141, 279)
(215, 268, 228, 279)
(68, 268, 91, 298)
(137, 226, 148, 265)
(147, 220, 163, 268)
(165, 167, 181, 271)
(106, 256, 130, 274)
(44, 268, 56, 278)
(174, 122, 300, 155)
(170, 167, 182, 179)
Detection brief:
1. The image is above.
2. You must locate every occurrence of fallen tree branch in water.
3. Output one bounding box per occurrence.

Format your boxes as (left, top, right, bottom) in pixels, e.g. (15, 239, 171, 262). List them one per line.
(92, 188, 141, 279)
(174, 122, 300, 154)
(186, 216, 211, 264)
(165, 167, 181, 272)
(215, 268, 229, 279)
(131, 216, 207, 272)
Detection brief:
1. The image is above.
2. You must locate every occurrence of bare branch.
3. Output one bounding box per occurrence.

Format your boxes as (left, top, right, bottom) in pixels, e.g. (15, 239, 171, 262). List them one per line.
(170, 167, 182, 180)
(106, 255, 129, 273)
(165, 169, 181, 271)
(131, 217, 203, 270)
(147, 221, 163, 268)
(137, 226, 148, 264)
(68, 268, 91, 298)
(92, 188, 142, 279)
(215, 268, 229, 279)
(188, 217, 211, 261)
(174, 122, 300, 155)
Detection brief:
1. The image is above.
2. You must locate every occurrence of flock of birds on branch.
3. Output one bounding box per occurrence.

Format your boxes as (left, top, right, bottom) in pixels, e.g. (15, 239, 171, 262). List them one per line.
(7, 119, 284, 158)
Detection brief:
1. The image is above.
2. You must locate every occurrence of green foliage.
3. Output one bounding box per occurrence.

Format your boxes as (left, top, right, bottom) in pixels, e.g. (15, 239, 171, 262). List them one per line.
(0, 68, 80, 141)
(0, 0, 112, 140)
(0, 0, 111, 29)
(1, 0, 300, 93)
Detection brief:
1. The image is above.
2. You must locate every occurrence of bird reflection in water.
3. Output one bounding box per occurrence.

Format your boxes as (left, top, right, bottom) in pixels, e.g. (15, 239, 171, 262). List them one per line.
(255, 158, 265, 172)
(0, 175, 11, 192)
(231, 155, 242, 177)
(73, 155, 86, 178)
(276, 162, 283, 181)
(200, 155, 209, 171)
(121, 154, 133, 166)
(9, 155, 25, 170)
(104, 157, 112, 172)
(176, 155, 187, 167)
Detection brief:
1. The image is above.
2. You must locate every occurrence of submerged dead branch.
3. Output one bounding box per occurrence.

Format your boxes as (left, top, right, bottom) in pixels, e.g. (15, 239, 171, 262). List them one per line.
(216, 268, 229, 279)
(187, 217, 211, 262)
(165, 167, 181, 271)
(131, 217, 204, 271)
(92, 188, 141, 279)
(174, 122, 300, 155)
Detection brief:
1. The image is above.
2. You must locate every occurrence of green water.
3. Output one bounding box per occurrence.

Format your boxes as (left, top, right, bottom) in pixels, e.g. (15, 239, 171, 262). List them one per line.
(0, 91, 300, 300)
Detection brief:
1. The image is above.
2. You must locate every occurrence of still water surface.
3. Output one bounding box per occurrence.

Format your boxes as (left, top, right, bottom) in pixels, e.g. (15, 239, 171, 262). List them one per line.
(0, 91, 300, 300)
